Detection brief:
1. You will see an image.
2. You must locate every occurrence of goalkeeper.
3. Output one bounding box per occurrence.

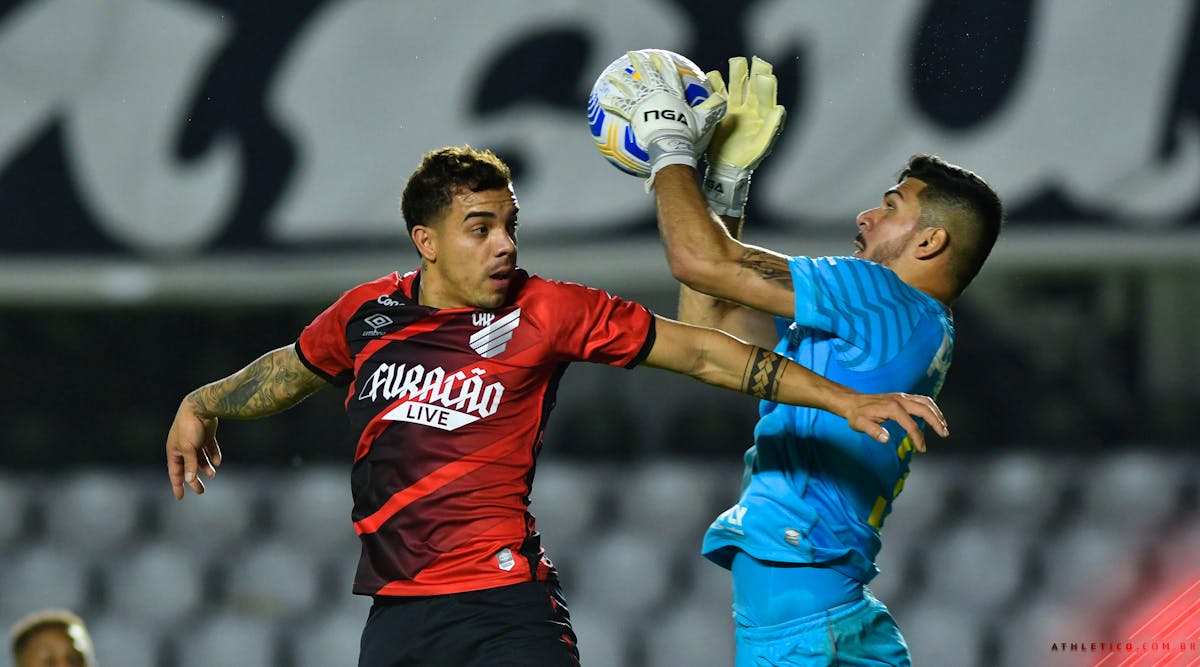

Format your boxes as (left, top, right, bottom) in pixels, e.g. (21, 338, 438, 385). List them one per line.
(601, 51, 1003, 665)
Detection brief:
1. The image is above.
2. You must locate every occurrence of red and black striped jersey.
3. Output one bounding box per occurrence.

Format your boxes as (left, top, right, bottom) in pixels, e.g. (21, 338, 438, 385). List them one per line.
(295, 267, 655, 597)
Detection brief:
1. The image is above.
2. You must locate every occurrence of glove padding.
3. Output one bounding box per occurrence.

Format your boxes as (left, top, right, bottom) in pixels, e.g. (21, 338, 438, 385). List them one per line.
(600, 49, 727, 184)
(703, 56, 786, 217)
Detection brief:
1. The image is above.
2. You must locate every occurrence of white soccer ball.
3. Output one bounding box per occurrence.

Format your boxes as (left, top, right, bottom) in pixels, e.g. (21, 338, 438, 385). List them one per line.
(587, 49, 716, 178)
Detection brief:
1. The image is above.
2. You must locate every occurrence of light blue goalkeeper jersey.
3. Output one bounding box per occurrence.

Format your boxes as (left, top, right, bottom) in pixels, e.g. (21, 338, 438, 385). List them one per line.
(702, 256, 954, 584)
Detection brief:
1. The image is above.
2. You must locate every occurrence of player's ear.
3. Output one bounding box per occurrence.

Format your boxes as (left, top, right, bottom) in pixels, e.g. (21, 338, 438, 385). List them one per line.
(412, 225, 438, 262)
(913, 226, 949, 260)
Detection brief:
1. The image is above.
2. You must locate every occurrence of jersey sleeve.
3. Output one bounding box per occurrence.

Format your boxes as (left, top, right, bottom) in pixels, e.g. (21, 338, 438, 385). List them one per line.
(789, 256, 932, 371)
(295, 290, 359, 386)
(540, 280, 656, 368)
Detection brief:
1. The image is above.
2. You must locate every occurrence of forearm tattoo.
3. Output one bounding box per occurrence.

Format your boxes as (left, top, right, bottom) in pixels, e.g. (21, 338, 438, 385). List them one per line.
(742, 348, 788, 401)
(188, 348, 324, 418)
(739, 248, 793, 287)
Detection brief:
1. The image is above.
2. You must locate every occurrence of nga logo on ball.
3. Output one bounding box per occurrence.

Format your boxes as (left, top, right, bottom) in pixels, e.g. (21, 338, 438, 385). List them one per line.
(587, 49, 715, 178)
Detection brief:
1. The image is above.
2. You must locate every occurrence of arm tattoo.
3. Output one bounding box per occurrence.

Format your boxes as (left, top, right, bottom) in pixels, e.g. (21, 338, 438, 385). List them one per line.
(741, 348, 789, 401)
(739, 248, 793, 287)
(188, 348, 326, 419)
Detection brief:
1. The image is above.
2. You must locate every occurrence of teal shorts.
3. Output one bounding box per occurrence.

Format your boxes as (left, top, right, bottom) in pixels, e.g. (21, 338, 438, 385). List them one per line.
(734, 589, 910, 667)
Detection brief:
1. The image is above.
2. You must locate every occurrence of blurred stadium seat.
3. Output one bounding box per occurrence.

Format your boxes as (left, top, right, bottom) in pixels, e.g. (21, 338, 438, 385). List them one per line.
(569, 529, 669, 619)
(41, 470, 145, 556)
(272, 465, 357, 560)
(103, 542, 203, 628)
(922, 522, 1030, 615)
(158, 469, 257, 558)
(0, 545, 90, 619)
(897, 597, 985, 667)
(172, 613, 278, 667)
(89, 616, 161, 667)
(568, 607, 631, 667)
(643, 601, 736, 667)
(223, 539, 323, 620)
(528, 460, 609, 555)
(291, 608, 363, 667)
(613, 459, 719, 544)
(966, 450, 1067, 532)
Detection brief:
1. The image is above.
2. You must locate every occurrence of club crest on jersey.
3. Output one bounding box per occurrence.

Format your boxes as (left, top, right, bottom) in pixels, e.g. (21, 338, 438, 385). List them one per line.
(469, 308, 521, 358)
(359, 363, 505, 431)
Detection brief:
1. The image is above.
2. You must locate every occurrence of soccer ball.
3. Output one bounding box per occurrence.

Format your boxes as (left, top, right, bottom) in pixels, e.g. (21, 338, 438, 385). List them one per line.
(587, 49, 716, 178)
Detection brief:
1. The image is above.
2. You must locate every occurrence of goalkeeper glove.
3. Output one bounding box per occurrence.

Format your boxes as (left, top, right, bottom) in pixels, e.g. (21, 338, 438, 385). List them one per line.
(703, 56, 787, 217)
(601, 49, 727, 184)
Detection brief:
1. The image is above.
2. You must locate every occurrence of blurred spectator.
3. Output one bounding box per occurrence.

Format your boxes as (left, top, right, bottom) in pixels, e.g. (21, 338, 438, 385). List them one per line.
(8, 609, 95, 667)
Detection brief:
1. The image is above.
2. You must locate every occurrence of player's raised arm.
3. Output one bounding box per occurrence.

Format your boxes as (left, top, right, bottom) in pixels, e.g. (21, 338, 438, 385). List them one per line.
(642, 316, 948, 451)
(165, 344, 329, 499)
(600, 52, 795, 320)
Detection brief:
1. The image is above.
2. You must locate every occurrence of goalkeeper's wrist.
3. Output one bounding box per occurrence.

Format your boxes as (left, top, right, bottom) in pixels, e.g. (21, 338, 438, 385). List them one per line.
(703, 162, 752, 217)
(645, 134, 697, 187)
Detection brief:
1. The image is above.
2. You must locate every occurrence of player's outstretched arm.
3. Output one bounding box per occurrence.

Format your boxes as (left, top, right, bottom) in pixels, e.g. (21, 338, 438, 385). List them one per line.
(642, 317, 949, 450)
(165, 345, 329, 499)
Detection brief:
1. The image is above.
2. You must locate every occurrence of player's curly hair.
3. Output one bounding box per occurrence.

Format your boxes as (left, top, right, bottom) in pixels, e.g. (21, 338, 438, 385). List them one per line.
(401, 146, 512, 233)
(899, 154, 1003, 292)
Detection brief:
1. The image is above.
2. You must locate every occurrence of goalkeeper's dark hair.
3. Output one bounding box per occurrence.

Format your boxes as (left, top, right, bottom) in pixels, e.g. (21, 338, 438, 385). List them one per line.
(401, 146, 512, 232)
(10, 608, 95, 665)
(899, 153, 1003, 292)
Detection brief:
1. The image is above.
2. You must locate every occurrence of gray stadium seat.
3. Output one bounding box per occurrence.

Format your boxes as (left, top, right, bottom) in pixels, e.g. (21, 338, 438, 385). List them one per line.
(614, 459, 719, 543)
(103, 542, 202, 627)
(528, 460, 608, 555)
(922, 522, 1029, 614)
(158, 469, 256, 558)
(967, 451, 1065, 531)
(292, 609, 364, 667)
(273, 465, 357, 560)
(42, 470, 143, 556)
(997, 599, 1098, 667)
(644, 601, 736, 667)
(683, 556, 732, 614)
(884, 458, 958, 540)
(897, 597, 984, 667)
(173, 613, 277, 667)
(224, 539, 322, 620)
(1036, 524, 1143, 611)
(0, 545, 89, 618)
(1078, 451, 1187, 534)
(568, 608, 631, 667)
(569, 529, 669, 618)
(88, 616, 160, 667)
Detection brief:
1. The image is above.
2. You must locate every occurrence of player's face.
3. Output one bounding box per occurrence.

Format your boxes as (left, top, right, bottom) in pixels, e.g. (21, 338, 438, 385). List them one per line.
(428, 185, 519, 310)
(853, 177, 927, 267)
(15, 627, 89, 667)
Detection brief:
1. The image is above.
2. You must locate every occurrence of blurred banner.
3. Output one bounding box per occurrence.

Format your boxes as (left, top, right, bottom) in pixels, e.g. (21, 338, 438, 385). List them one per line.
(3, 0, 1199, 257)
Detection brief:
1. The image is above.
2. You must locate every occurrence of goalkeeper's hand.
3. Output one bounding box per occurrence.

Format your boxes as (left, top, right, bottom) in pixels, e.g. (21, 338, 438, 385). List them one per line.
(600, 49, 727, 182)
(703, 56, 787, 217)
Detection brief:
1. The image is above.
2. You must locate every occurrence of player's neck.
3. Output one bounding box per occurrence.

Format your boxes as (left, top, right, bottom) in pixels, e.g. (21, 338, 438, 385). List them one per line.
(416, 267, 467, 310)
(894, 264, 955, 307)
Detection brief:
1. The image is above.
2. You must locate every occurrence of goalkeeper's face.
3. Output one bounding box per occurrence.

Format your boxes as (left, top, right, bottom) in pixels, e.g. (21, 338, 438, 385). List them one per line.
(423, 185, 520, 310)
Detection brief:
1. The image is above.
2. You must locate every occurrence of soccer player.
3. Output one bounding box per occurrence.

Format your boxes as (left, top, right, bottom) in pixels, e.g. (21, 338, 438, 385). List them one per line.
(600, 52, 1003, 665)
(164, 146, 949, 667)
(9, 609, 96, 667)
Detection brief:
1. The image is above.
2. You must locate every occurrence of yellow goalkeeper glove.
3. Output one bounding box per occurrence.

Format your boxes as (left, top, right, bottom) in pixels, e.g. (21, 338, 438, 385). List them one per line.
(702, 56, 787, 217)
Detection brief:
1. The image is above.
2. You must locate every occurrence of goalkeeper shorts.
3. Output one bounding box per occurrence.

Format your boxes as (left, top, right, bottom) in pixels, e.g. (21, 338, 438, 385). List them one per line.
(734, 589, 910, 667)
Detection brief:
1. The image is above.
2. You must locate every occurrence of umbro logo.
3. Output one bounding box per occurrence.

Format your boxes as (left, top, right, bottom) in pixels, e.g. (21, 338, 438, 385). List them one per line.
(469, 308, 521, 358)
(362, 313, 393, 337)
